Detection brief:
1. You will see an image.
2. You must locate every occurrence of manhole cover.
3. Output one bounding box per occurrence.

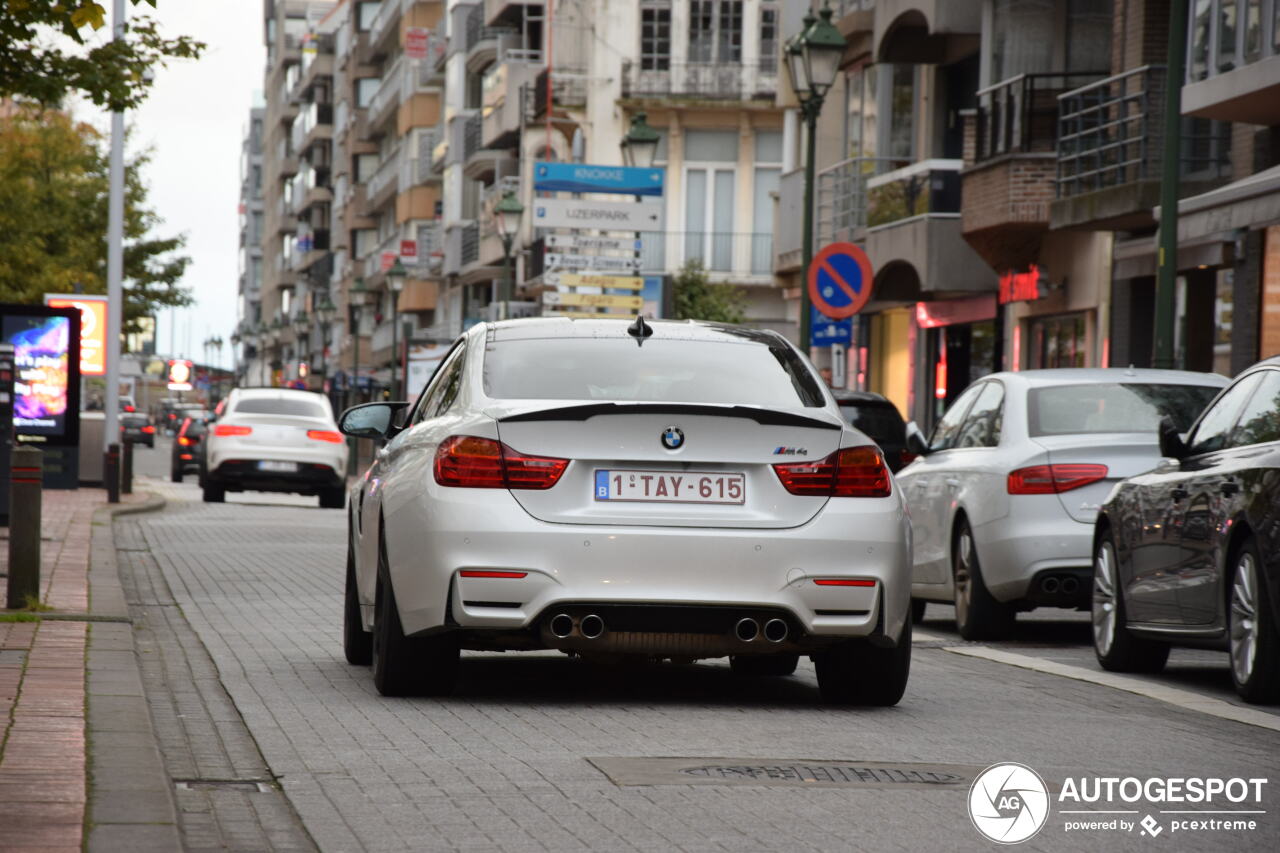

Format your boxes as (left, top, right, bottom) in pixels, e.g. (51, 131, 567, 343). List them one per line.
(174, 779, 273, 793)
(588, 757, 987, 789)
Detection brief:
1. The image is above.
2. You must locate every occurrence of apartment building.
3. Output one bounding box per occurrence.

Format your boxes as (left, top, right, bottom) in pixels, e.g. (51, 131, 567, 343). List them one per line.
(781, 0, 1280, 429)
(433, 0, 792, 334)
(236, 105, 267, 387)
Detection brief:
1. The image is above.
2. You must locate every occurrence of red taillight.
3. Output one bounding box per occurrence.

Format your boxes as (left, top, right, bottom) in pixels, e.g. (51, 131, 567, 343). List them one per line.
(177, 436, 194, 446)
(124, 405, 135, 412)
(141, 425, 155, 433)
(179, 454, 193, 460)
(773, 446, 891, 497)
(458, 570, 528, 579)
(1007, 464, 1108, 494)
(433, 435, 568, 490)
(214, 424, 252, 437)
(814, 578, 877, 587)
(306, 430, 344, 444)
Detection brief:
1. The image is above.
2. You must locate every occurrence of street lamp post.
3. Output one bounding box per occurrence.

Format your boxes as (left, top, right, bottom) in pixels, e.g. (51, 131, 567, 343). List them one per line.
(347, 279, 369, 476)
(386, 259, 407, 399)
(230, 327, 242, 389)
(254, 323, 268, 386)
(269, 318, 284, 386)
(292, 311, 310, 390)
(786, 3, 845, 352)
(211, 335, 224, 403)
(493, 190, 524, 320)
(316, 295, 337, 405)
(621, 111, 660, 297)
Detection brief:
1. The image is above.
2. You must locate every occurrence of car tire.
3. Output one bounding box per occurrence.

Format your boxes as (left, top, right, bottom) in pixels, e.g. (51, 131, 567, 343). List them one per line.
(730, 653, 799, 677)
(319, 486, 345, 509)
(343, 537, 373, 666)
(952, 519, 1015, 641)
(1092, 530, 1169, 673)
(910, 598, 927, 623)
(371, 529, 457, 697)
(202, 482, 225, 503)
(1227, 537, 1280, 704)
(170, 466, 182, 484)
(815, 617, 911, 706)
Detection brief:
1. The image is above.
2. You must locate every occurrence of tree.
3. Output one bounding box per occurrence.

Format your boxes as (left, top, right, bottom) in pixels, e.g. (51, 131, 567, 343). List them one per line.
(672, 259, 747, 324)
(0, 103, 193, 334)
(1, 1, 204, 112)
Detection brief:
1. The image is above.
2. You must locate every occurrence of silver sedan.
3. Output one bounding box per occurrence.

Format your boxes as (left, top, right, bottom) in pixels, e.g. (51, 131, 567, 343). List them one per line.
(897, 368, 1227, 640)
(338, 318, 913, 704)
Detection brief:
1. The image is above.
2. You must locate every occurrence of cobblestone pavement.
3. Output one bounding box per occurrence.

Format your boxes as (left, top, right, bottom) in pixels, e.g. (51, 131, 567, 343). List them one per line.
(112, 465, 1280, 853)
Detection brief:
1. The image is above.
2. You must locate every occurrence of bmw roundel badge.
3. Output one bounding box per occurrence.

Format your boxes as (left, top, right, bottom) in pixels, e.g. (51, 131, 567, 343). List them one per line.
(661, 426, 685, 450)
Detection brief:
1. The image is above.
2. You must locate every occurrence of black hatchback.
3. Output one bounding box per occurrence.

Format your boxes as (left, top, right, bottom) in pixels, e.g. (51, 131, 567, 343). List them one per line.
(170, 413, 210, 482)
(1094, 357, 1280, 703)
(831, 391, 911, 472)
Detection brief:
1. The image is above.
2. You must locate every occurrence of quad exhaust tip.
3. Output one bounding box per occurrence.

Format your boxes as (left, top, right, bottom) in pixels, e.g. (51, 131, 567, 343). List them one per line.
(549, 613, 574, 639)
(763, 618, 789, 643)
(1061, 577, 1080, 595)
(579, 614, 605, 640)
(1041, 577, 1060, 595)
(734, 618, 760, 642)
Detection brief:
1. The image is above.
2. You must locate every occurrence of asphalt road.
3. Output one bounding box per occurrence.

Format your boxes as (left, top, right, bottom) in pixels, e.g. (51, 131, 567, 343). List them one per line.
(123, 439, 1280, 852)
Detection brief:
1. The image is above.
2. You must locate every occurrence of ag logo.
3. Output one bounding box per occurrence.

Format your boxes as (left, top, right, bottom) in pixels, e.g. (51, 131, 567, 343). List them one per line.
(968, 763, 1050, 844)
(660, 426, 684, 450)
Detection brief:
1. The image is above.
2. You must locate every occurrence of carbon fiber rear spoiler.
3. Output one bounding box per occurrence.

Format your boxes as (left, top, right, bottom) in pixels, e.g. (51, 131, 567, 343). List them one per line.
(497, 402, 842, 431)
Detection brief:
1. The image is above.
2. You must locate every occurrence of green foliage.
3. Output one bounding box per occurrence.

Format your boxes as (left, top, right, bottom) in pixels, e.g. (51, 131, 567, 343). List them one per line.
(671, 259, 747, 325)
(0, 104, 193, 333)
(0, 1, 204, 112)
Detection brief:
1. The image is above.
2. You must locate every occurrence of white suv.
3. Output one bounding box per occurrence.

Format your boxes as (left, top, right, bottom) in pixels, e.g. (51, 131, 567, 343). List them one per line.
(202, 388, 347, 508)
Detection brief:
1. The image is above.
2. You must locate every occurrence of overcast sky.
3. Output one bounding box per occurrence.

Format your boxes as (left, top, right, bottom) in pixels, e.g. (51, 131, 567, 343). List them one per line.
(99, 0, 264, 369)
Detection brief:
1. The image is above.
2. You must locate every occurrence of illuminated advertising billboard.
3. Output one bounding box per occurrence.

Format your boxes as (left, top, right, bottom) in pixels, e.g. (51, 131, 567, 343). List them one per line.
(168, 359, 194, 391)
(44, 294, 108, 376)
(0, 304, 81, 446)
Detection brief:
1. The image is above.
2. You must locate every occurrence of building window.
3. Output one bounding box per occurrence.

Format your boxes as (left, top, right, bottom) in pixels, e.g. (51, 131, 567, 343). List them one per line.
(689, 1, 742, 63)
(1245, 0, 1262, 61)
(1219, 0, 1239, 71)
(355, 77, 379, 108)
(760, 3, 779, 71)
(1028, 314, 1087, 368)
(640, 2, 671, 71)
(1066, 0, 1112, 72)
(357, 2, 379, 32)
(844, 64, 878, 159)
(886, 64, 916, 161)
(1191, 0, 1213, 79)
(991, 0, 1055, 81)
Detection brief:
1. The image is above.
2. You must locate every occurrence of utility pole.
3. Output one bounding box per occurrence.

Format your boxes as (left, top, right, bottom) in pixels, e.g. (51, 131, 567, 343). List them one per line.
(104, 0, 126, 460)
(1154, 0, 1190, 369)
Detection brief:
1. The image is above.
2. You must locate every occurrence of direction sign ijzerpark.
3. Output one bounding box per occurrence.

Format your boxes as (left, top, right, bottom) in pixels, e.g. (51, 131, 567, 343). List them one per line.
(534, 161, 664, 196)
(532, 198, 664, 231)
(808, 242, 874, 320)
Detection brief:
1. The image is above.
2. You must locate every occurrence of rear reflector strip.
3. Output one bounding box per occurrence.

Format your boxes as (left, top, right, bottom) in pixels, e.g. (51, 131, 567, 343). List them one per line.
(813, 579, 877, 587)
(458, 570, 528, 579)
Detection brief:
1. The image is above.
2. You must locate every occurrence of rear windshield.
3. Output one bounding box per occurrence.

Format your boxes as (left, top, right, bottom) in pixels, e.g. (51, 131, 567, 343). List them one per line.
(1027, 383, 1220, 436)
(484, 337, 825, 408)
(839, 405, 905, 441)
(231, 397, 328, 419)
(121, 415, 149, 426)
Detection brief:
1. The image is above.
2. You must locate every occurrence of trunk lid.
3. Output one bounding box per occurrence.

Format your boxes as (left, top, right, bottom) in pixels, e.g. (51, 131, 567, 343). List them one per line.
(219, 414, 333, 448)
(491, 402, 845, 529)
(1032, 432, 1163, 523)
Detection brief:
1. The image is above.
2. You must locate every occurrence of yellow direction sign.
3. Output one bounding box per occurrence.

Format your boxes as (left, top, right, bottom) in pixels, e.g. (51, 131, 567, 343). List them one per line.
(543, 292, 644, 309)
(544, 273, 644, 291)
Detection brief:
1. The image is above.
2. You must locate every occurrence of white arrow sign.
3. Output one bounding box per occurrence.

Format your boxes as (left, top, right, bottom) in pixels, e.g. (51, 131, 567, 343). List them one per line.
(531, 198, 664, 230)
(545, 253, 643, 272)
(546, 234, 643, 252)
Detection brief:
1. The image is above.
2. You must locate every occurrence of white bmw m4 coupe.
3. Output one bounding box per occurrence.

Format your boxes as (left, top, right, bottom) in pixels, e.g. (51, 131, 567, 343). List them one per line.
(338, 318, 913, 704)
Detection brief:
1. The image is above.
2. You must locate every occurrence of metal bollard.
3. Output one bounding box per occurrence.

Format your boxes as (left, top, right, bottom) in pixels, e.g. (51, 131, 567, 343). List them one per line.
(105, 443, 120, 504)
(122, 440, 133, 495)
(6, 446, 43, 609)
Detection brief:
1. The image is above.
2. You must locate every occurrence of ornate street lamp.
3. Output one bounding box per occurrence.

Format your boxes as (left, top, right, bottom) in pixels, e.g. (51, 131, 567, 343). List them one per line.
(386, 259, 407, 399)
(787, 2, 845, 351)
(292, 311, 310, 389)
(493, 189, 524, 320)
(348, 279, 369, 405)
(620, 111, 660, 169)
(316, 294, 337, 402)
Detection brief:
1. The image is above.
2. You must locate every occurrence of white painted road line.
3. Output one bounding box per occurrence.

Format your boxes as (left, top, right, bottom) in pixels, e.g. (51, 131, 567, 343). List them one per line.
(941, 644, 1280, 733)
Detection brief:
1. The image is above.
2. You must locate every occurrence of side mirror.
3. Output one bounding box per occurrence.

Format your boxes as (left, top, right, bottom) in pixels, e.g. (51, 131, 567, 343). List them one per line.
(338, 402, 408, 440)
(1157, 416, 1188, 461)
(905, 421, 931, 457)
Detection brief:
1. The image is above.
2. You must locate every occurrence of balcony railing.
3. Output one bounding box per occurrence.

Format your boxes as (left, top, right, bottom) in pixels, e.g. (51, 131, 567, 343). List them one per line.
(865, 160, 963, 228)
(465, 4, 515, 53)
(816, 157, 908, 246)
(463, 112, 482, 159)
(461, 222, 480, 266)
(367, 0, 404, 49)
(974, 71, 1106, 162)
(524, 66, 588, 120)
(365, 56, 401, 122)
(621, 60, 779, 101)
(1056, 65, 1231, 198)
(366, 145, 402, 202)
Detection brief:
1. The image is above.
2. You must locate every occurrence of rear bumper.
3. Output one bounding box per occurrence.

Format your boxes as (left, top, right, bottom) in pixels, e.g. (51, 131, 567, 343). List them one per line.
(380, 489, 912, 648)
(209, 460, 342, 494)
(974, 508, 1094, 603)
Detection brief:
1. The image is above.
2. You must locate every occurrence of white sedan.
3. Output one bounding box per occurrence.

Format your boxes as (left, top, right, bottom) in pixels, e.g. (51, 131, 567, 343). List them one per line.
(202, 387, 348, 508)
(898, 368, 1227, 639)
(339, 318, 913, 704)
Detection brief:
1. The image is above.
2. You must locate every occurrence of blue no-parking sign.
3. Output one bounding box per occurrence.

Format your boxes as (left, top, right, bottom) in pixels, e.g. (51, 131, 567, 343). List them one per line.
(808, 242, 874, 320)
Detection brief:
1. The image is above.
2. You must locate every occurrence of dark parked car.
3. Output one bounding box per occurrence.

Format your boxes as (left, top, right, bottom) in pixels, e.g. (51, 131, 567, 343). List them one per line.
(832, 391, 911, 472)
(120, 413, 156, 448)
(1093, 358, 1280, 703)
(171, 413, 210, 482)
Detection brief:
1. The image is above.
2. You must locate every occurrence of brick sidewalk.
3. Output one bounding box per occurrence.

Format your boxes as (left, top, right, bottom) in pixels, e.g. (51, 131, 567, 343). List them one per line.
(0, 488, 143, 853)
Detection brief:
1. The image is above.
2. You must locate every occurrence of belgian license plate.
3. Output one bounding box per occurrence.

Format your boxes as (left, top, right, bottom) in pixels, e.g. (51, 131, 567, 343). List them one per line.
(594, 470, 745, 504)
(258, 461, 298, 473)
